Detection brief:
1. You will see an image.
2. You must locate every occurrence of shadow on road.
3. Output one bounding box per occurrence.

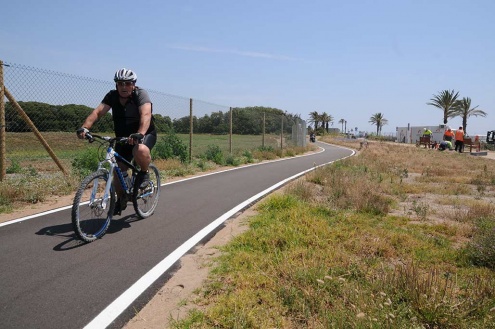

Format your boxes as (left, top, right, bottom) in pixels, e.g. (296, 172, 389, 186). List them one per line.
(35, 214, 142, 250)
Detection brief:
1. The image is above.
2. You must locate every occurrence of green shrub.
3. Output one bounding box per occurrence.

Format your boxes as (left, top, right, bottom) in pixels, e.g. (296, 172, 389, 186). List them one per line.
(6, 159, 22, 174)
(71, 146, 101, 177)
(195, 158, 215, 172)
(225, 154, 242, 166)
(204, 144, 224, 165)
(242, 150, 254, 163)
(152, 133, 188, 163)
(465, 217, 495, 269)
(257, 145, 274, 152)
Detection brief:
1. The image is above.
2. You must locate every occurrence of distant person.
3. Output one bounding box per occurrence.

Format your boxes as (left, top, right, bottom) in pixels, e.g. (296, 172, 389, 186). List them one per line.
(443, 128, 454, 142)
(421, 128, 433, 148)
(423, 128, 433, 137)
(438, 140, 453, 151)
(454, 126, 464, 153)
(76, 68, 157, 215)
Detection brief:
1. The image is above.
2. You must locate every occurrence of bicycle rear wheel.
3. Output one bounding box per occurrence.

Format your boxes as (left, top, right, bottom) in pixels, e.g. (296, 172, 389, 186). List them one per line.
(72, 170, 115, 242)
(133, 164, 161, 219)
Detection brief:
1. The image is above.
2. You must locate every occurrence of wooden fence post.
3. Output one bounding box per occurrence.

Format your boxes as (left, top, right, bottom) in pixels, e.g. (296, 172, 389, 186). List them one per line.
(0, 60, 5, 180)
(4, 86, 68, 176)
(229, 107, 232, 154)
(189, 98, 193, 163)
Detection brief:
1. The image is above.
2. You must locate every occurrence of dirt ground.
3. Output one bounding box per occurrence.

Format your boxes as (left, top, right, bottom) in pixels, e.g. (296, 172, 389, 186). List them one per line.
(2, 148, 494, 328)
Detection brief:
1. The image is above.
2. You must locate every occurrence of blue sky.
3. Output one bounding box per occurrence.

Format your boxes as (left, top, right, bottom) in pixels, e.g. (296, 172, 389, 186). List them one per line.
(2, 0, 494, 135)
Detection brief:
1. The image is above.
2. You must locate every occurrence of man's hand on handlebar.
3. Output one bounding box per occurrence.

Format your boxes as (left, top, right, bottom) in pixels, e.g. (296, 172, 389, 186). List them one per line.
(129, 133, 144, 145)
(76, 127, 89, 139)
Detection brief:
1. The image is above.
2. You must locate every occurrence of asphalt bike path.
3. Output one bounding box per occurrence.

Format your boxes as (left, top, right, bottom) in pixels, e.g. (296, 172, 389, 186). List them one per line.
(0, 142, 353, 329)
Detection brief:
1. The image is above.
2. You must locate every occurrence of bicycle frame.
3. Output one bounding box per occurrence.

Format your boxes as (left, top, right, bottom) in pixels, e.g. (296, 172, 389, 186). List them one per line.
(90, 136, 138, 210)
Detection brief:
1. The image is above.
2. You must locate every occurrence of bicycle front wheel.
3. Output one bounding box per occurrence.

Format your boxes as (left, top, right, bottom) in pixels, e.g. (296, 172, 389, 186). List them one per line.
(72, 170, 115, 242)
(133, 164, 161, 219)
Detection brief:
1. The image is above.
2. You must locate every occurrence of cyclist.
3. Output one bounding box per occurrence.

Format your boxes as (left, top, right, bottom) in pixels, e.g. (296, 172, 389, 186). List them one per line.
(77, 68, 157, 215)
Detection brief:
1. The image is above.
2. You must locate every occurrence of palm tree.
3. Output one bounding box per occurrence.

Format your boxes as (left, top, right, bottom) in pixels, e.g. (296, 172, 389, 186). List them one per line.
(449, 97, 487, 135)
(308, 111, 320, 131)
(427, 89, 460, 124)
(320, 112, 333, 133)
(338, 118, 345, 133)
(369, 113, 388, 135)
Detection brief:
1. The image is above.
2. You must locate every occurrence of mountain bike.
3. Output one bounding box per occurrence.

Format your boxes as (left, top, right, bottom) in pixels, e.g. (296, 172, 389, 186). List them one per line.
(71, 132, 161, 242)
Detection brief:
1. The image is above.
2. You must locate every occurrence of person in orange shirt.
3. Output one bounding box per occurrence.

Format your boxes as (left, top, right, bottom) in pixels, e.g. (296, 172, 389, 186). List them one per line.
(454, 126, 464, 153)
(443, 128, 455, 142)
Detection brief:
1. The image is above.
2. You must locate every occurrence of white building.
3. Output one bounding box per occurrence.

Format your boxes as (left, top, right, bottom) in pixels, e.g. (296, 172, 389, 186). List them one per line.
(396, 124, 449, 144)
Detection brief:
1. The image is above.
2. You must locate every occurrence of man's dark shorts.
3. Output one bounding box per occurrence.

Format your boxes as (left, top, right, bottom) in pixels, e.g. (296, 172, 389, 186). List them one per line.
(115, 134, 157, 162)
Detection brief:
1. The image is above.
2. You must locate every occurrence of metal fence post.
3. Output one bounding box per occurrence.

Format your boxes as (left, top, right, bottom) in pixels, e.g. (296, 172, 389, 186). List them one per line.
(0, 60, 5, 180)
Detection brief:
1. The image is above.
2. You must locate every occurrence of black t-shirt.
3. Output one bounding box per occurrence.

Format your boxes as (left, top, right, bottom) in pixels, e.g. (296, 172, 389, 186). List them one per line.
(102, 87, 156, 137)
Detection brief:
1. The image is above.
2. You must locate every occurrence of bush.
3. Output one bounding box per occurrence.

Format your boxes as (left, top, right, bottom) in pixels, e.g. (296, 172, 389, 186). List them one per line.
(152, 133, 188, 163)
(204, 144, 224, 165)
(225, 154, 242, 166)
(72, 146, 101, 177)
(6, 159, 22, 174)
(242, 150, 254, 163)
(465, 217, 495, 269)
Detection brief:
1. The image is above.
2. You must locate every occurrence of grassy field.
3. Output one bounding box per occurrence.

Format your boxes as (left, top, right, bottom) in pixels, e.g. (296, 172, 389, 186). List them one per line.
(3, 132, 284, 172)
(0, 131, 309, 214)
(170, 137, 495, 328)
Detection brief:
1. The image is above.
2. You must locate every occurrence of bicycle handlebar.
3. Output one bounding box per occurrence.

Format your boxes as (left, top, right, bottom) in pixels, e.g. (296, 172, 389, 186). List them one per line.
(84, 132, 128, 145)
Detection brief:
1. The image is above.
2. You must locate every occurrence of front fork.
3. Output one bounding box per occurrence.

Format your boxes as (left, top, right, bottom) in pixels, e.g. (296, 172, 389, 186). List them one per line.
(89, 164, 116, 211)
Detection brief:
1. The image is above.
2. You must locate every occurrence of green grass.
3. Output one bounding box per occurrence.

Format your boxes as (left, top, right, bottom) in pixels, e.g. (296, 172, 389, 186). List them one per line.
(5, 132, 283, 164)
(0, 131, 312, 214)
(177, 133, 282, 157)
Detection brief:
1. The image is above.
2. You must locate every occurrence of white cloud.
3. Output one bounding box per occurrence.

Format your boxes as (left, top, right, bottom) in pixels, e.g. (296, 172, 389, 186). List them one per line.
(167, 44, 300, 61)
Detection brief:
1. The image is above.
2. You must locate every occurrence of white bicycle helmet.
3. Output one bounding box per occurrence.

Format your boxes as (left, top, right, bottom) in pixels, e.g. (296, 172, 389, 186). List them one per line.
(114, 68, 137, 82)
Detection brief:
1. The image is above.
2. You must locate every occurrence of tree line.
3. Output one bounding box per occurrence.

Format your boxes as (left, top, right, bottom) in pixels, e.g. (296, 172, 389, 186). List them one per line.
(307, 110, 388, 136)
(5, 102, 299, 135)
(427, 89, 487, 135)
(307, 89, 488, 137)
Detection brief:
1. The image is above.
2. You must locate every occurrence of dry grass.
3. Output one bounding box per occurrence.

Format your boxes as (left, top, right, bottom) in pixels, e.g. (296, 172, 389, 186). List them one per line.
(171, 137, 495, 329)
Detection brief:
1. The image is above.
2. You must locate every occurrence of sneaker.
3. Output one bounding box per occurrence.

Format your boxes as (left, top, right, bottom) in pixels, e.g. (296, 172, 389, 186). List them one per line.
(113, 197, 128, 216)
(136, 171, 150, 189)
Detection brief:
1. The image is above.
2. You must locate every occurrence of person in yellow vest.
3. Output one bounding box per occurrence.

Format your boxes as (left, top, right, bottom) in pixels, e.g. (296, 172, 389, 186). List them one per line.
(454, 126, 464, 153)
(438, 140, 453, 151)
(422, 128, 433, 148)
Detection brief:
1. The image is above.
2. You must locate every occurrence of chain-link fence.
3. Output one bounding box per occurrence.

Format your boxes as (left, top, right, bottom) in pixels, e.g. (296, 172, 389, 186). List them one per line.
(0, 60, 307, 179)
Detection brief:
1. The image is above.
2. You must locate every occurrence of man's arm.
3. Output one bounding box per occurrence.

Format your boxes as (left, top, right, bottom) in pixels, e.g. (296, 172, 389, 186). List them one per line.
(137, 102, 152, 136)
(82, 103, 111, 129)
(77, 103, 111, 139)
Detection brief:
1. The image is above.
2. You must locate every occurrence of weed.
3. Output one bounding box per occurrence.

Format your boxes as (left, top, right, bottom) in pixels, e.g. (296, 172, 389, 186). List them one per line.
(71, 146, 101, 177)
(6, 159, 22, 174)
(464, 217, 495, 269)
(411, 200, 430, 220)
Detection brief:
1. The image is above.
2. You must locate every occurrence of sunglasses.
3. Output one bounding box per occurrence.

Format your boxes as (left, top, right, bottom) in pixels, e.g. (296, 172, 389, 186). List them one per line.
(116, 81, 134, 86)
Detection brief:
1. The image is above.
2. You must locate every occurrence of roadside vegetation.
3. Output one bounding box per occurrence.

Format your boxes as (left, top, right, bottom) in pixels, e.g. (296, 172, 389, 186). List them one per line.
(0, 132, 313, 214)
(170, 137, 495, 328)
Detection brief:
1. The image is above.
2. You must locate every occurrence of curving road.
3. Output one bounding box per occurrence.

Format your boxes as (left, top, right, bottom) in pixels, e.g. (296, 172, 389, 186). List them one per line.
(0, 142, 353, 329)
